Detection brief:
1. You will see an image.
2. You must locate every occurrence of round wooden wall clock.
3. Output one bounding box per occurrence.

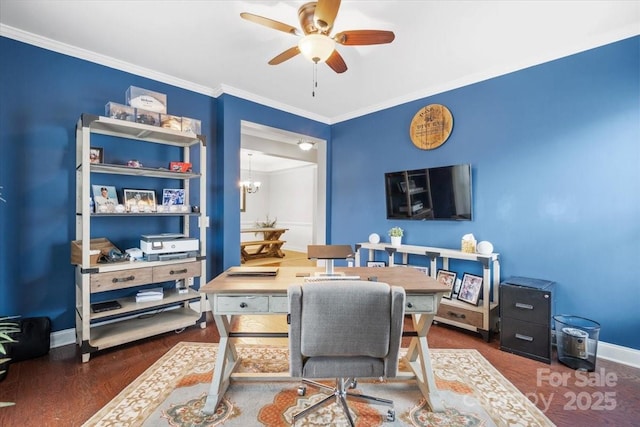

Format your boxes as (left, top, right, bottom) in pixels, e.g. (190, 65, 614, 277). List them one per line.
(409, 104, 454, 150)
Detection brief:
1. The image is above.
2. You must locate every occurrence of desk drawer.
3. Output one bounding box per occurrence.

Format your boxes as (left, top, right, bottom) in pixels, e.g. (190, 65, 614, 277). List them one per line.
(215, 296, 269, 314)
(270, 296, 289, 313)
(405, 295, 435, 313)
(90, 267, 153, 292)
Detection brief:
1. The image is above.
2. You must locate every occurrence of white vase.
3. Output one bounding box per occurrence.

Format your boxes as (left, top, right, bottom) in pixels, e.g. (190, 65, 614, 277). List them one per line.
(391, 236, 402, 246)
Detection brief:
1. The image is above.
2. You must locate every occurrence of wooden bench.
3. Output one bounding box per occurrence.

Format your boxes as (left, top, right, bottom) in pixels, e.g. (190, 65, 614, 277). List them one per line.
(240, 240, 286, 263)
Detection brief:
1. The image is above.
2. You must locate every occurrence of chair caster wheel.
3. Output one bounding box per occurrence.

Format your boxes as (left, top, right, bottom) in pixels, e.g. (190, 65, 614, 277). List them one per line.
(297, 386, 306, 396)
(349, 379, 357, 389)
(386, 409, 395, 422)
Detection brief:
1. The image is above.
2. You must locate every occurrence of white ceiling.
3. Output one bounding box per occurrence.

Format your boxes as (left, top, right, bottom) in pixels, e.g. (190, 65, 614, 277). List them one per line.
(1, 1, 638, 125)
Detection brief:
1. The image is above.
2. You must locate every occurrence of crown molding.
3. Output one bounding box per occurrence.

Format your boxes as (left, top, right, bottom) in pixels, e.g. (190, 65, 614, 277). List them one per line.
(2, 23, 638, 126)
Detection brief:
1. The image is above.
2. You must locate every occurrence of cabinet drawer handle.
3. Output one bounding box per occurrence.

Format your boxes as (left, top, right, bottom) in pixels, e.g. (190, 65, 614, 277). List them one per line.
(170, 268, 188, 275)
(239, 302, 248, 308)
(407, 302, 414, 308)
(515, 333, 534, 342)
(447, 311, 466, 319)
(515, 302, 534, 310)
(112, 275, 135, 283)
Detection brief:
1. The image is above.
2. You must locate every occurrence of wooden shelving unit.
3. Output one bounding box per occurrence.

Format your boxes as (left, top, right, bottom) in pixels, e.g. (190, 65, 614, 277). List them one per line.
(74, 114, 208, 362)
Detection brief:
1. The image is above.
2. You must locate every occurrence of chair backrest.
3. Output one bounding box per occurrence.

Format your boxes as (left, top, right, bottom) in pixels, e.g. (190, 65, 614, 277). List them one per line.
(288, 280, 405, 377)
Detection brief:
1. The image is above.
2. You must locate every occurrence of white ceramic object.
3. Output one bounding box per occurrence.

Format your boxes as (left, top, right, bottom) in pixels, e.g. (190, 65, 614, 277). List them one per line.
(391, 235, 402, 247)
(369, 233, 381, 244)
(476, 241, 494, 255)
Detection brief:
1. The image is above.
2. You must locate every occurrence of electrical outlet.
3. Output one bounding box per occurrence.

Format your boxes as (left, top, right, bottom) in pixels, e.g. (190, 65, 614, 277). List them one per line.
(187, 277, 194, 287)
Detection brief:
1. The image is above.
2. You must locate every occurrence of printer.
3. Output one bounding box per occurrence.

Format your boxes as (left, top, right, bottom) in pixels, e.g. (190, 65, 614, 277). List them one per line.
(141, 233, 199, 261)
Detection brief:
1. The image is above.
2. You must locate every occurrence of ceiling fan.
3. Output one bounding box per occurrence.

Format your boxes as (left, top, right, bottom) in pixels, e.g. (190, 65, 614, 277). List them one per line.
(240, 0, 395, 73)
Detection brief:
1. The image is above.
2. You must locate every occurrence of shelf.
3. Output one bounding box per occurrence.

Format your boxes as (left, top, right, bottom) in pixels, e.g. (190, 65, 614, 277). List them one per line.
(86, 212, 199, 217)
(439, 298, 499, 313)
(88, 306, 201, 350)
(80, 257, 201, 274)
(79, 114, 204, 147)
(89, 163, 200, 179)
(90, 288, 200, 321)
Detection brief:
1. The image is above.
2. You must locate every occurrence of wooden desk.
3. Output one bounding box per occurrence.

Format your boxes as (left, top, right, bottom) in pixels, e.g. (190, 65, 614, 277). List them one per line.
(200, 266, 450, 414)
(240, 227, 288, 263)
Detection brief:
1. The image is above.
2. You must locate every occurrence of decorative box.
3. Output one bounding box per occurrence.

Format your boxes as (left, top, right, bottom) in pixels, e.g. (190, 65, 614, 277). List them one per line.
(126, 86, 167, 113)
(105, 102, 134, 122)
(182, 117, 201, 134)
(160, 114, 182, 131)
(134, 108, 160, 126)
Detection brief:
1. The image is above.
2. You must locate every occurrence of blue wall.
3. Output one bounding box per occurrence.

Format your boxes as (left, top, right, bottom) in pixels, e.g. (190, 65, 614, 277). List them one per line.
(1, 35, 638, 349)
(0, 37, 217, 328)
(331, 37, 639, 349)
(212, 94, 330, 273)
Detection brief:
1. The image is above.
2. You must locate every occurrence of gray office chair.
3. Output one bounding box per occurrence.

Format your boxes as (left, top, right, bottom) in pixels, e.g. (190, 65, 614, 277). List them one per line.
(288, 281, 405, 426)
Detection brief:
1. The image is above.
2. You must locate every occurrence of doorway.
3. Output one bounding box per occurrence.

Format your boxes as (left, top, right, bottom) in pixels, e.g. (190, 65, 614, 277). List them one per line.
(240, 121, 327, 250)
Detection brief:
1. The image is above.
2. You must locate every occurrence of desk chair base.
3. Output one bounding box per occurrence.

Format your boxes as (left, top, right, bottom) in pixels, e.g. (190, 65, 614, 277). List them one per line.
(293, 378, 395, 426)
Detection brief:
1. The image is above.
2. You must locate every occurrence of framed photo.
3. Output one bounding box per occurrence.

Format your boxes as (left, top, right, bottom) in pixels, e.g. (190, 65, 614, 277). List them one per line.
(92, 185, 118, 213)
(89, 147, 103, 164)
(123, 189, 156, 213)
(411, 265, 429, 275)
(367, 261, 387, 268)
(162, 188, 185, 206)
(240, 186, 246, 212)
(457, 273, 483, 306)
(436, 269, 457, 299)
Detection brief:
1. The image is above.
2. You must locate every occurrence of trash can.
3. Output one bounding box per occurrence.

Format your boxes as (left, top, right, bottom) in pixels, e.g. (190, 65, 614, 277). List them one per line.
(553, 315, 600, 371)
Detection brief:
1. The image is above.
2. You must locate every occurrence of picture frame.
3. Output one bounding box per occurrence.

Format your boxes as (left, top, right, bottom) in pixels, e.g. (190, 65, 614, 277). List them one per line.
(411, 265, 429, 275)
(92, 185, 118, 213)
(240, 186, 246, 212)
(162, 188, 185, 206)
(123, 189, 156, 213)
(367, 261, 387, 268)
(436, 269, 457, 299)
(457, 273, 483, 306)
(89, 147, 103, 164)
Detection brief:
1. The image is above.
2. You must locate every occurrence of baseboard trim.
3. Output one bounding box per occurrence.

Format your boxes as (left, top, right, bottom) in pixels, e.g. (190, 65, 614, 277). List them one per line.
(50, 311, 639, 368)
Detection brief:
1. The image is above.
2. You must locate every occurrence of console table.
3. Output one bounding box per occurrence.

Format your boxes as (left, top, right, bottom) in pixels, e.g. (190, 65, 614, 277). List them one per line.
(199, 266, 450, 414)
(355, 242, 500, 341)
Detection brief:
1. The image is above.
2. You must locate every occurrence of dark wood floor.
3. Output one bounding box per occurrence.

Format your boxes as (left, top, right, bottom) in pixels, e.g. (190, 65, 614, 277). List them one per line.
(1, 314, 638, 426)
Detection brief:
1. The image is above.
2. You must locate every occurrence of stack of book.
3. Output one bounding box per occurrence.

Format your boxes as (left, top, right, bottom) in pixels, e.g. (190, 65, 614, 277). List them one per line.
(135, 287, 164, 303)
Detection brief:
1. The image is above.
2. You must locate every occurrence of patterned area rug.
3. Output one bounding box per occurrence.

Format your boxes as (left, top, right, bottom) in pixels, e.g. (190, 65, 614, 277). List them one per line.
(83, 342, 554, 426)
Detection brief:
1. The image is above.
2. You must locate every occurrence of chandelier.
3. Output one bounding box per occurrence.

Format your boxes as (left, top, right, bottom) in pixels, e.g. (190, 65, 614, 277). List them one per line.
(240, 153, 261, 194)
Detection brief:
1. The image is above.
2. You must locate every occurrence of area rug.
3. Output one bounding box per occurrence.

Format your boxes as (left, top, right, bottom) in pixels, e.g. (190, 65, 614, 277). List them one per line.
(83, 342, 554, 427)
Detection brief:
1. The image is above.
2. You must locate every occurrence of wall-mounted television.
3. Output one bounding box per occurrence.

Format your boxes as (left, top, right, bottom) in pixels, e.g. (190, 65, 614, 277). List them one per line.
(385, 164, 472, 220)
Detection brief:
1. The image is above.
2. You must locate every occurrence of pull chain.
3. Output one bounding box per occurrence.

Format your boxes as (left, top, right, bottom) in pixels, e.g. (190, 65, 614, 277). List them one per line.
(312, 62, 318, 97)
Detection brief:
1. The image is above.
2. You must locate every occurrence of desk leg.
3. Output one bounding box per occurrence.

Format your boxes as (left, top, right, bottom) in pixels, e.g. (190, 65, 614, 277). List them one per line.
(404, 313, 445, 412)
(202, 315, 239, 414)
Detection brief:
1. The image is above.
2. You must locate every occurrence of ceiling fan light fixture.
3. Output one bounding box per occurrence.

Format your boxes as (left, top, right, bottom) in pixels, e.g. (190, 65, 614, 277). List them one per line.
(298, 34, 335, 63)
(297, 140, 315, 151)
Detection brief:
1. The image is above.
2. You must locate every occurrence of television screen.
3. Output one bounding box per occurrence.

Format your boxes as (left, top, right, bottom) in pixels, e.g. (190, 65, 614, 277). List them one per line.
(385, 164, 472, 220)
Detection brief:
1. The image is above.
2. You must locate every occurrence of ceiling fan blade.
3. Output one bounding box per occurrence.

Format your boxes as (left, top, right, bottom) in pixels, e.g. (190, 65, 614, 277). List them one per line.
(314, 0, 341, 33)
(268, 46, 301, 65)
(240, 12, 301, 36)
(326, 50, 347, 73)
(334, 30, 395, 45)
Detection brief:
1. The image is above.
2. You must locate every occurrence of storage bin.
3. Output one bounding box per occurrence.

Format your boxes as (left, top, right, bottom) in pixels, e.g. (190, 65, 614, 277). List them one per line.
(553, 314, 600, 371)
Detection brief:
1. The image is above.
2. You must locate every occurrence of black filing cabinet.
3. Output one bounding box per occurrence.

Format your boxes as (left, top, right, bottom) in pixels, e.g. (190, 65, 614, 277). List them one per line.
(500, 277, 554, 363)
